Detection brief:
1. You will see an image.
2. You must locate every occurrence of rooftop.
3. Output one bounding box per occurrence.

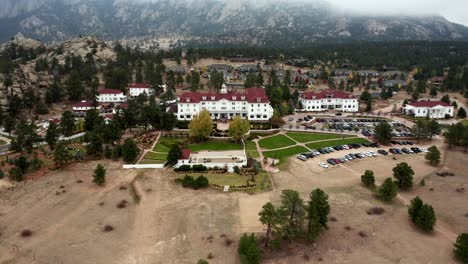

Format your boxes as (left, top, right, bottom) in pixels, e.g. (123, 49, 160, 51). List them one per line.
(99, 88, 123, 95)
(300, 89, 355, 100)
(407, 101, 451, 108)
(129, 83, 151, 89)
(178, 87, 270, 103)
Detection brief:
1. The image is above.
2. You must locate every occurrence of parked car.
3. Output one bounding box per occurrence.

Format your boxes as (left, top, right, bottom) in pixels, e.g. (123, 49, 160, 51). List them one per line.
(378, 149, 389, 155)
(288, 117, 294, 121)
(327, 159, 337, 165)
(401, 148, 410, 154)
(297, 155, 308, 161)
(319, 162, 329, 168)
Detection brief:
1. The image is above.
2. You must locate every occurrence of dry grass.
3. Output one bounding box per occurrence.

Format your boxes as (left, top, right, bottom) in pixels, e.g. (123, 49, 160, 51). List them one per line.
(344, 226, 352, 231)
(366, 207, 385, 215)
(329, 216, 337, 222)
(76, 179, 83, 183)
(119, 186, 128, 190)
(358, 231, 367, 238)
(207, 253, 214, 259)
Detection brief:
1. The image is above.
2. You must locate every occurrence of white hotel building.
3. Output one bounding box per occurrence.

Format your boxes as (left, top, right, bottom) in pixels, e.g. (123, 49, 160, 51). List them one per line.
(403, 100, 454, 118)
(96, 89, 127, 103)
(129, 83, 153, 97)
(177, 87, 274, 121)
(298, 90, 359, 112)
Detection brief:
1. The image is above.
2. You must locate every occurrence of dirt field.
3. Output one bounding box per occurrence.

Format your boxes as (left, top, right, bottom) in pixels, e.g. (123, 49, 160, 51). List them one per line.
(0, 141, 466, 263)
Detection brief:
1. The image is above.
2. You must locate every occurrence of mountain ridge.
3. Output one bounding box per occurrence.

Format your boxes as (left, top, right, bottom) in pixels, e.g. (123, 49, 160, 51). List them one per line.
(1, 0, 468, 47)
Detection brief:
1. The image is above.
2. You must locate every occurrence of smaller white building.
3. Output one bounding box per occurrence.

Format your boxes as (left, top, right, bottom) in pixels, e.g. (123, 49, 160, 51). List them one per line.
(175, 149, 247, 172)
(72, 101, 102, 113)
(298, 89, 358, 112)
(96, 89, 127, 103)
(404, 100, 454, 118)
(129, 83, 153, 97)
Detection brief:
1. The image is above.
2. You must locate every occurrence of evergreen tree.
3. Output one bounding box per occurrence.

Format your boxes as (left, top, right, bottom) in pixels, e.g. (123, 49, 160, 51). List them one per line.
(258, 202, 280, 247)
(278, 189, 305, 238)
(238, 234, 261, 264)
(53, 142, 73, 168)
(414, 204, 436, 232)
(45, 123, 59, 150)
(374, 121, 393, 144)
(308, 188, 330, 229)
(425, 145, 441, 165)
(167, 144, 182, 165)
(361, 170, 375, 187)
(60, 110, 76, 137)
(458, 107, 467, 118)
(377, 178, 398, 201)
(453, 233, 468, 263)
(93, 164, 106, 186)
(408, 196, 423, 221)
(393, 162, 414, 189)
(122, 138, 140, 163)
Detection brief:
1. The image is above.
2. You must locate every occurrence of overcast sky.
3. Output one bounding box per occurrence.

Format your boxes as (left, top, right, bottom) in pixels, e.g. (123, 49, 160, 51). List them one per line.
(326, 0, 468, 26)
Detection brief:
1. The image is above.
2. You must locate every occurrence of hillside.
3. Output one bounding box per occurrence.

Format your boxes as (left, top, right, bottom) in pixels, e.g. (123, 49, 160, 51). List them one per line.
(0, 0, 468, 47)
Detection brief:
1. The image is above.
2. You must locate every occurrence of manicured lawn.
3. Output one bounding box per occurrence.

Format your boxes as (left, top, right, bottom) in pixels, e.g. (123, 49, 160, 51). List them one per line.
(306, 137, 370, 150)
(185, 172, 271, 192)
(286, 132, 350, 143)
(153, 137, 186, 153)
(139, 159, 166, 164)
(263, 145, 309, 165)
(258, 134, 296, 149)
(143, 152, 168, 161)
(245, 140, 260, 158)
(460, 120, 468, 126)
(188, 141, 243, 152)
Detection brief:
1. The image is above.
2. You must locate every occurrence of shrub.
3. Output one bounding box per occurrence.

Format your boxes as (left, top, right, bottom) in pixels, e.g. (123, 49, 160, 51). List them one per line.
(9, 167, 24, 182)
(192, 164, 207, 172)
(408, 196, 436, 232)
(377, 178, 398, 201)
(176, 165, 191, 172)
(103, 225, 114, 232)
(197, 260, 209, 264)
(361, 170, 375, 187)
(233, 166, 241, 174)
(454, 233, 468, 263)
(195, 176, 209, 188)
(182, 175, 196, 188)
(238, 233, 261, 264)
(20, 229, 33, 237)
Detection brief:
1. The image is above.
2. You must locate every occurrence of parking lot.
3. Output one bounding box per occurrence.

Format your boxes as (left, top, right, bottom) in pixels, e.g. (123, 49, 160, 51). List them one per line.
(296, 141, 427, 169)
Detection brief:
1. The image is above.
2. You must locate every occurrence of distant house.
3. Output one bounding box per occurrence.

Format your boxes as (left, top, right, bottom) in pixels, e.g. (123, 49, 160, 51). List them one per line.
(129, 83, 153, 97)
(357, 70, 379, 77)
(403, 100, 454, 118)
(208, 64, 233, 73)
(236, 64, 258, 73)
(72, 101, 101, 113)
(427, 76, 445, 86)
(298, 89, 358, 112)
(382, 79, 407, 88)
(285, 58, 310, 67)
(96, 89, 127, 103)
(381, 71, 406, 78)
(333, 69, 353, 76)
(175, 149, 247, 173)
(166, 65, 187, 74)
(263, 64, 281, 72)
(230, 56, 255, 63)
(307, 70, 322, 78)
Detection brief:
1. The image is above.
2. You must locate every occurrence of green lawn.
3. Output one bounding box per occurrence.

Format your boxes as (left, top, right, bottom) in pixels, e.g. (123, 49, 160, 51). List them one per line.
(143, 152, 168, 160)
(258, 134, 296, 149)
(185, 172, 271, 192)
(286, 132, 351, 143)
(460, 120, 468, 126)
(245, 140, 260, 159)
(263, 145, 309, 165)
(153, 137, 186, 153)
(306, 138, 370, 150)
(188, 141, 243, 152)
(139, 159, 166, 164)
(0, 139, 6, 145)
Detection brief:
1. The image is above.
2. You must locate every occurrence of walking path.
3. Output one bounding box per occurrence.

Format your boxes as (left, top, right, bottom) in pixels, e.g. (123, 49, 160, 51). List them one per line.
(136, 133, 161, 164)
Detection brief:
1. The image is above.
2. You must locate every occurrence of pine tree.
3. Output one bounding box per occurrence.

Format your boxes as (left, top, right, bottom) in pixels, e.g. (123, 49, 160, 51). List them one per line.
(377, 178, 398, 201)
(414, 204, 436, 232)
(361, 170, 375, 187)
(425, 146, 441, 165)
(453, 233, 468, 263)
(393, 162, 414, 189)
(258, 202, 280, 247)
(408, 196, 423, 221)
(308, 188, 330, 229)
(458, 107, 467, 118)
(93, 164, 106, 186)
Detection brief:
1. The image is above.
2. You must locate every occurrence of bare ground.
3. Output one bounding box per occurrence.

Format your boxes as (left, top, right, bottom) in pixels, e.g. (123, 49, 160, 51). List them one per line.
(0, 142, 466, 263)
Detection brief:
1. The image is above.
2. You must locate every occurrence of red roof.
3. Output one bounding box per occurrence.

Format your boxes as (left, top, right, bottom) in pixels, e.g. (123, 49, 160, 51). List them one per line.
(178, 87, 270, 104)
(407, 101, 451, 108)
(73, 101, 93, 108)
(49, 118, 60, 124)
(129, 83, 151, 89)
(104, 114, 113, 120)
(118, 103, 128, 109)
(300, 89, 355, 100)
(181, 149, 192, 160)
(99, 88, 123, 95)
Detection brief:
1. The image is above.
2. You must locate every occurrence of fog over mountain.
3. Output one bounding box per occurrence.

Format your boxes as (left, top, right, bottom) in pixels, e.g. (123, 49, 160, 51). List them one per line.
(1, 0, 468, 47)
